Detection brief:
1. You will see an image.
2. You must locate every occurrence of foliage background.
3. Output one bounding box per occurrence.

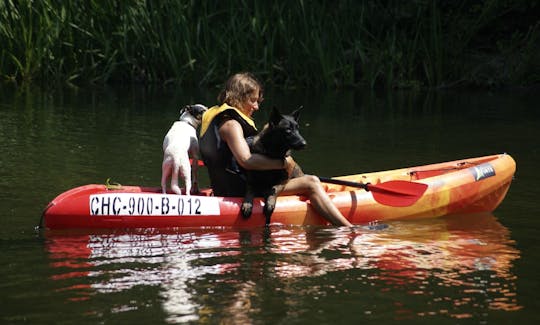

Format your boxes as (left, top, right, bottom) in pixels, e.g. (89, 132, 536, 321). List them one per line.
(1, 0, 539, 89)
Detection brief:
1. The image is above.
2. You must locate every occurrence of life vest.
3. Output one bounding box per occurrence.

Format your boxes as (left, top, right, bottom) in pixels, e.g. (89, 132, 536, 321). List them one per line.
(199, 104, 258, 197)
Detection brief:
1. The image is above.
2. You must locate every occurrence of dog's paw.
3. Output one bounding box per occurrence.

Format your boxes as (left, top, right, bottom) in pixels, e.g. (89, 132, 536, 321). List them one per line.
(263, 197, 276, 223)
(241, 201, 253, 219)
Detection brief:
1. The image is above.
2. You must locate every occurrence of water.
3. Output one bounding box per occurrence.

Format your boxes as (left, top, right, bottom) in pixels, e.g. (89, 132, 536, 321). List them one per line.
(1, 85, 539, 324)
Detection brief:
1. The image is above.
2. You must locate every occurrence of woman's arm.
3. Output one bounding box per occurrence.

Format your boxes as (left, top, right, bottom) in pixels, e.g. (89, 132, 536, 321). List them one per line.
(219, 119, 285, 170)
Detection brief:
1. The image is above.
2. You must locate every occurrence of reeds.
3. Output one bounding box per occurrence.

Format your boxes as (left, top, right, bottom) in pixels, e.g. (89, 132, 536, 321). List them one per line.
(1, 0, 538, 88)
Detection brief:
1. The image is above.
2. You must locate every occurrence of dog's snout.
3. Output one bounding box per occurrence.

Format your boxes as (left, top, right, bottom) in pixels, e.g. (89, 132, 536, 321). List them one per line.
(293, 138, 307, 150)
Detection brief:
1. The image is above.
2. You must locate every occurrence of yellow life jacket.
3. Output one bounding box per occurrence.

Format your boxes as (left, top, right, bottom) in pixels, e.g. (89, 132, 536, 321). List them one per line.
(198, 103, 258, 197)
(200, 103, 257, 138)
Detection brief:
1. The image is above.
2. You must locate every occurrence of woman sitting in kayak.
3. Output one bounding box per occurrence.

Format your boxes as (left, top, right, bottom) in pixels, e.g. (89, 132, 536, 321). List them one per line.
(199, 72, 352, 227)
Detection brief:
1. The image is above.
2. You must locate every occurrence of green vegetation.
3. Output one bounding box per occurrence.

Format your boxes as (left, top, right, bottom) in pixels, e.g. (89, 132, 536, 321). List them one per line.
(1, 0, 538, 89)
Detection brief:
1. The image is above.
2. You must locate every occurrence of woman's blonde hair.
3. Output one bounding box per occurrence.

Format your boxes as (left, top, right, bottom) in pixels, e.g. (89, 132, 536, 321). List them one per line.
(218, 72, 263, 108)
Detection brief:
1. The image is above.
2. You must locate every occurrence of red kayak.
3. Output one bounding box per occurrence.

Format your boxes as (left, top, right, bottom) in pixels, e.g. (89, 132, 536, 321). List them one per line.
(42, 154, 515, 229)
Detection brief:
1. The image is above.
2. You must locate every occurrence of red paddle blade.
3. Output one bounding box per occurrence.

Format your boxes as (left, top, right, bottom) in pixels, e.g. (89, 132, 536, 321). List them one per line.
(367, 180, 428, 207)
(189, 159, 206, 167)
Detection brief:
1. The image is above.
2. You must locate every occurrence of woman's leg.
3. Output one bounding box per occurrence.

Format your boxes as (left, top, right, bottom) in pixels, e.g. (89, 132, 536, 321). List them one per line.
(280, 175, 353, 227)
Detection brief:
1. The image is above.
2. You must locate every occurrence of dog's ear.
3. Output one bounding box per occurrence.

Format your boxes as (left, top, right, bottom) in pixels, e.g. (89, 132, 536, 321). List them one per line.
(269, 106, 282, 126)
(180, 105, 189, 115)
(291, 106, 303, 122)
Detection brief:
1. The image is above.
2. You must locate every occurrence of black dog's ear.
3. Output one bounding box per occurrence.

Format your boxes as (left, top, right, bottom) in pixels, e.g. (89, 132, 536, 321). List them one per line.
(269, 106, 282, 126)
(291, 106, 303, 122)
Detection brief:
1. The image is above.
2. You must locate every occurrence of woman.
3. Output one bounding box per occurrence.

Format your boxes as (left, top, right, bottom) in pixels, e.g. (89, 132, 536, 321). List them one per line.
(199, 72, 352, 226)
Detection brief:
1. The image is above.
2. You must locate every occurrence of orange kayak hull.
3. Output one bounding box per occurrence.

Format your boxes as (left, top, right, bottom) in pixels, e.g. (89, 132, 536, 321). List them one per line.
(42, 154, 515, 229)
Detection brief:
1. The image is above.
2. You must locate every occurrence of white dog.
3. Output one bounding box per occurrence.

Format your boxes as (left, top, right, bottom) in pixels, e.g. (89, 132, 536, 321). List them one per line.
(161, 104, 207, 195)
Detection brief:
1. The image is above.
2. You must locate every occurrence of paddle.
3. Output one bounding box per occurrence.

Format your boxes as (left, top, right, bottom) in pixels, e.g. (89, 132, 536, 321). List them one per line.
(191, 159, 427, 207)
(318, 176, 428, 207)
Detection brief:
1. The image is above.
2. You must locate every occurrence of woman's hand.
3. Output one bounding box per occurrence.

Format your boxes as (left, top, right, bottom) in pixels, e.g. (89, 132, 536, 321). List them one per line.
(284, 156, 301, 177)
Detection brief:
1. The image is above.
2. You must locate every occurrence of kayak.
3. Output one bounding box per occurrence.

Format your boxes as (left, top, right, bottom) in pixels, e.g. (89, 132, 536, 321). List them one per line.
(42, 153, 515, 229)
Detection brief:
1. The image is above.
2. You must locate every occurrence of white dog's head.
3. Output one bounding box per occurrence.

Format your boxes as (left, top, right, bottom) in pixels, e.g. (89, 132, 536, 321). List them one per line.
(181, 104, 207, 121)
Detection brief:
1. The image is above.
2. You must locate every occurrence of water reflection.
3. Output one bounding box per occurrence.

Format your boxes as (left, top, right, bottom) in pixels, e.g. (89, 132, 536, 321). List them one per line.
(44, 213, 520, 322)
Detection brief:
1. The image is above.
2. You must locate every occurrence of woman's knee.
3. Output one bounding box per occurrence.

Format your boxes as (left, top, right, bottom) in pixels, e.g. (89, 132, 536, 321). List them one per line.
(302, 175, 323, 192)
(281, 175, 323, 196)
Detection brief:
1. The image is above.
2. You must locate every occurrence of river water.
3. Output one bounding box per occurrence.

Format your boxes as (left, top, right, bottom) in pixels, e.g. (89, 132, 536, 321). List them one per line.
(0, 85, 538, 324)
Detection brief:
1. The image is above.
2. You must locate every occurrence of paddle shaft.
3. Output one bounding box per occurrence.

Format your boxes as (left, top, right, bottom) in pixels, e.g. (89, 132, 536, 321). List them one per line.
(318, 176, 371, 190)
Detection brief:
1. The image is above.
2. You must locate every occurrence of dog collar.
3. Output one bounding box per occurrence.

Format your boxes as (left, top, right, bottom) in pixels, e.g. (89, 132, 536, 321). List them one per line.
(179, 113, 200, 129)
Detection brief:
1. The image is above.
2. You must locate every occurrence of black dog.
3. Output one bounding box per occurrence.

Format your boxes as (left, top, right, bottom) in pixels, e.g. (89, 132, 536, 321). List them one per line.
(241, 107, 307, 224)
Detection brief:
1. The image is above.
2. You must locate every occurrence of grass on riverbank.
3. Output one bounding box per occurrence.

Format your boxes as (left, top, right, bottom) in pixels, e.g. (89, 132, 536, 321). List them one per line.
(1, 1, 538, 89)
